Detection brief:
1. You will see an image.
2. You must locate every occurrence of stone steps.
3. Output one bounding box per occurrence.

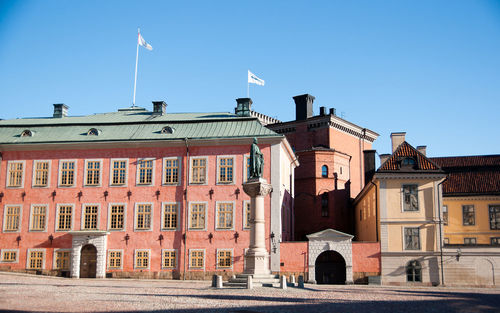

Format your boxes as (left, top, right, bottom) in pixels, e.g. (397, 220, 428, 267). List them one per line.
(223, 274, 280, 288)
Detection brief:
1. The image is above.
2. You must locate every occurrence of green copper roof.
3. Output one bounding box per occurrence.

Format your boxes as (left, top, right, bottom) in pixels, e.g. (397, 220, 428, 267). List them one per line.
(0, 107, 281, 144)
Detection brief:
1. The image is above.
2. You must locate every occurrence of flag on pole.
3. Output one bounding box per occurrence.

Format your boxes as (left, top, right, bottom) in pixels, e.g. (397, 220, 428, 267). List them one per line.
(138, 32, 153, 50)
(248, 70, 265, 86)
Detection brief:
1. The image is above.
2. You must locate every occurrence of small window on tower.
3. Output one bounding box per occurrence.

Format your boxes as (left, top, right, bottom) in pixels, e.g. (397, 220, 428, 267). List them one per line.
(321, 165, 328, 178)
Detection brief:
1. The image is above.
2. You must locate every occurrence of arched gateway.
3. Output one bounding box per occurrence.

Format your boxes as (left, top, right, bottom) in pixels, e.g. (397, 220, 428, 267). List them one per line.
(307, 229, 353, 284)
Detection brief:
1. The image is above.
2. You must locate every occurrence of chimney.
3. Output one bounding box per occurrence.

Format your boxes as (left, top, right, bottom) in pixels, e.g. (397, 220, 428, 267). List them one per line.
(363, 150, 376, 185)
(293, 94, 315, 121)
(235, 98, 252, 117)
(391, 132, 406, 153)
(379, 153, 391, 166)
(417, 145, 427, 156)
(53, 104, 68, 118)
(319, 106, 326, 116)
(329, 108, 336, 116)
(152, 101, 167, 116)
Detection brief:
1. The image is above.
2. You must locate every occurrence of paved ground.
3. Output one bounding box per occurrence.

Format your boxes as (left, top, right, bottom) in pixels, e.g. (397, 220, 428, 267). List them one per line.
(0, 272, 499, 313)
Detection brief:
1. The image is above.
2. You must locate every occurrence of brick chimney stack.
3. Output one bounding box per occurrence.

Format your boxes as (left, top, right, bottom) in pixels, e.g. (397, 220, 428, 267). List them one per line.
(293, 94, 315, 121)
(391, 132, 406, 153)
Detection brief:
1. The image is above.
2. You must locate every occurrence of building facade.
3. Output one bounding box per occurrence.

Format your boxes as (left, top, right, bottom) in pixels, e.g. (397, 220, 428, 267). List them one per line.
(0, 100, 297, 279)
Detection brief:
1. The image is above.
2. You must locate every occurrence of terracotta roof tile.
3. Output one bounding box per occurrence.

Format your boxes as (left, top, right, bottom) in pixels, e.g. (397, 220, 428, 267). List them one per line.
(378, 141, 442, 172)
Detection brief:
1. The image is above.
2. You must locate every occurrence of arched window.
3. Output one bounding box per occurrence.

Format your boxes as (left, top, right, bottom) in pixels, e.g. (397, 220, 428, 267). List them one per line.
(321, 193, 329, 217)
(406, 260, 422, 282)
(161, 126, 174, 134)
(321, 165, 328, 178)
(87, 128, 99, 136)
(21, 129, 33, 137)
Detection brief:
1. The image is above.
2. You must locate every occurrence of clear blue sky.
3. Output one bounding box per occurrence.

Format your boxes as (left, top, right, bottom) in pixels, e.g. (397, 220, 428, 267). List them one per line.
(1, 0, 500, 158)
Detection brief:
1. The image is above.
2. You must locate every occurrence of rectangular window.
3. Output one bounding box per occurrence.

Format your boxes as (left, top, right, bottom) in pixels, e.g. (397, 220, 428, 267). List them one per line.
(111, 160, 127, 185)
(137, 159, 153, 185)
(4, 206, 21, 232)
(30, 205, 47, 231)
(216, 202, 233, 229)
(109, 205, 125, 230)
(462, 205, 475, 226)
(83, 205, 98, 230)
(244, 156, 250, 182)
(163, 158, 179, 184)
(217, 250, 232, 268)
(218, 157, 234, 184)
(191, 158, 206, 184)
(28, 250, 44, 269)
(136, 204, 152, 230)
(442, 205, 448, 225)
(163, 203, 178, 230)
(54, 250, 70, 270)
(190, 250, 204, 268)
(491, 237, 500, 245)
(57, 205, 72, 231)
(443, 238, 449, 245)
(108, 250, 122, 269)
(189, 203, 206, 230)
(33, 161, 49, 187)
(404, 227, 420, 250)
(321, 193, 329, 217)
(489, 205, 500, 230)
(60, 161, 75, 186)
(162, 250, 176, 269)
(243, 201, 251, 229)
(464, 237, 476, 245)
(135, 250, 149, 269)
(402, 185, 418, 211)
(1, 250, 17, 262)
(85, 160, 101, 186)
(7, 161, 24, 187)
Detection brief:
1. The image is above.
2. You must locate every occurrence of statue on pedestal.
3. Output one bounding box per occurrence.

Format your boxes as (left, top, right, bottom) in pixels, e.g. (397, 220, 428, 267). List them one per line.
(249, 137, 264, 179)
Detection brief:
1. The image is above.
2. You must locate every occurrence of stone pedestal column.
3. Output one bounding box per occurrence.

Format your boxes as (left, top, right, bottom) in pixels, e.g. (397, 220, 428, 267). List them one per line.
(243, 178, 273, 275)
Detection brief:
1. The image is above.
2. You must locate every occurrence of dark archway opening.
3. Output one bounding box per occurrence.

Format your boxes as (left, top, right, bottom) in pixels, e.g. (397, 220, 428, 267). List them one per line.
(80, 244, 97, 278)
(315, 250, 346, 284)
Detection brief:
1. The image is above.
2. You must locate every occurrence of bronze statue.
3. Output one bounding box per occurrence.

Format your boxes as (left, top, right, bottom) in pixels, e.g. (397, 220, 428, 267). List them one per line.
(249, 137, 263, 179)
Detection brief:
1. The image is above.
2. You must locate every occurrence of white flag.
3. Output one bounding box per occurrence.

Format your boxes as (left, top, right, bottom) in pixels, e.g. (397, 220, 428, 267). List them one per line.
(138, 32, 153, 50)
(248, 70, 265, 86)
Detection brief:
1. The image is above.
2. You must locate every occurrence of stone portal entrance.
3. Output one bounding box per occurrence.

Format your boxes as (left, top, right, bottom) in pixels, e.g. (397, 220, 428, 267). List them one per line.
(80, 244, 97, 278)
(315, 250, 346, 284)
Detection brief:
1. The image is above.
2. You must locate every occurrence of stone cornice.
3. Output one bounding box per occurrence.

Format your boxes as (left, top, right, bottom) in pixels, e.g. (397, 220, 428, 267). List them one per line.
(243, 179, 273, 197)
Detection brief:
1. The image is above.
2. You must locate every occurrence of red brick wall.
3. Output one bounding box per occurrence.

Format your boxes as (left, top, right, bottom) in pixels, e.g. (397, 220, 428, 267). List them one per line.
(352, 242, 380, 273)
(279, 241, 308, 274)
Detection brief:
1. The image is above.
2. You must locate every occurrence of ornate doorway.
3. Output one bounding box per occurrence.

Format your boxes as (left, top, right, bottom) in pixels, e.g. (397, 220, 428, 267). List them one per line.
(80, 244, 97, 278)
(315, 250, 346, 284)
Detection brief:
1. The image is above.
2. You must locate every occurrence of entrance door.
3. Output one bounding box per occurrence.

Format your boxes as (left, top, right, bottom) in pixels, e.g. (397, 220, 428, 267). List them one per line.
(80, 244, 97, 278)
(315, 250, 346, 284)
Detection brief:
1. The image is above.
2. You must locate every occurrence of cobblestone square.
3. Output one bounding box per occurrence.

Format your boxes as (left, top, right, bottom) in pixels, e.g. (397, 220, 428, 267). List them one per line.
(0, 272, 499, 313)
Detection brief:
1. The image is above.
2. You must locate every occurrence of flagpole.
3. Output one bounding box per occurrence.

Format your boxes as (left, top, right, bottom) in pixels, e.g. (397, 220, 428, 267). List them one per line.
(247, 82, 249, 98)
(132, 28, 140, 107)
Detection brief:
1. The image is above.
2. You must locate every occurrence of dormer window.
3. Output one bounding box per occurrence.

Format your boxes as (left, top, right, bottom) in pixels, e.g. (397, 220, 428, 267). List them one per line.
(87, 128, 99, 136)
(161, 126, 174, 134)
(21, 129, 33, 137)
(402, 157, 416, 166)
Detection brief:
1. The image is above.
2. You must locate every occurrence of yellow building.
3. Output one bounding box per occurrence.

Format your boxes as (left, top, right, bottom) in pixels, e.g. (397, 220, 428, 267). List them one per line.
(354, 133, 446, 285)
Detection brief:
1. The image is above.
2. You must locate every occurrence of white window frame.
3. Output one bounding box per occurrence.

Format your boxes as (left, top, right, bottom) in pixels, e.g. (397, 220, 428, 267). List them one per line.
(0, 249, 19, 263)
(403, 226, 421, 251)
(107, 249, 124, 270)
(216, 248, 233, 270)
(52, 249, 71, 270)
(188, 249, 205, 270)
(6, 160, 25, 188)
(243, 155, 250, 183)
(216, 155, 236, 185)
(134, 249, 151, 270)
(55, 203, 74, 232)
(161, 249, 178, 269)
(58, 159, 77, 188)
(32, 160, 51, 188)
(81, 203, 101, 230)
(188, 201, 207, 231)
(134, 202, 153, 231)
(109, 158, 129, 187)
(107, 203, 127, 231)
(401, 184, 419, 212)
(2, 204, 23, 233)
(243, 200, 251, 230)
(161, 202, 180, 231)
(83, 159, 103, 187)
(189, 156, 209, 185)
(26, 248, 46, 270)
(29, 204, 49, 232)
(215, 201, 235, 231)
(136, 158, 156, 186)
(162, 157, 181, 186)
